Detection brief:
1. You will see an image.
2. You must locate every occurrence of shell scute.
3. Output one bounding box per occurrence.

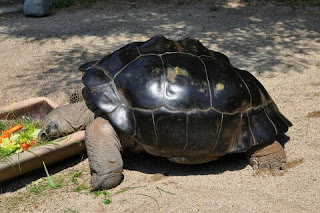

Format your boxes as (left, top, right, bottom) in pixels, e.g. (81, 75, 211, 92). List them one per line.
(231, 113, 255, 152)
(162, 53, 211, 109)
(153, 107, 187, 151)
(247, 107, 277, 144)
(138, 36, 179, 54)
(265, 103, 292, 133)
(82, 67, 111, 89)
(114, 55, 164, 109)
(175, 38, 211, 56)
(108, 104, 134, 135)
(95, 43, 141, 77)
(89, 83, 121, 113)
(234, 68, 264, 107)
(133, 109, 156, 147)
(202, 58, 251, 113)
(185, 110, 221, 153)
(213, 113, 242, 154)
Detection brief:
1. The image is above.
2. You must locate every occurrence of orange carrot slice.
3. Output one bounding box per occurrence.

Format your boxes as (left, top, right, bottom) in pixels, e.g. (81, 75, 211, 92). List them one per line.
(1, 131, 10, 138)
(0, 124, 23, 143)
(2, 124, 23, 135)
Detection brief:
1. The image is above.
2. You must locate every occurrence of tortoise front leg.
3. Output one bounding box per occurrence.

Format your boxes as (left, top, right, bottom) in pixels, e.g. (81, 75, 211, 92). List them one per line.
(246, 140, 287, 170)
(85, 117, 123, 190)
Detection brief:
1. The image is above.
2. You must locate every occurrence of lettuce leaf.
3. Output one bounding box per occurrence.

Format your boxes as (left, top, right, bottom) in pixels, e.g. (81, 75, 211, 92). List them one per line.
(0, 124, 41, 157)
(0, 138, 22, 156)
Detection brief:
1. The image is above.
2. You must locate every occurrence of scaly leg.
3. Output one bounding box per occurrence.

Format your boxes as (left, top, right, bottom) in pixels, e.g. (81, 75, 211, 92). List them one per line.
(85, 117, 123, 190)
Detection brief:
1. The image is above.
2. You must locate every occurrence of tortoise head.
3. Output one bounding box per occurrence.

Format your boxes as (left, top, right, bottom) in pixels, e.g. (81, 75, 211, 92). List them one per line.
(39, 121, 60, 140)
(39, 101, 96, 141)
(39, 106, 76, 140)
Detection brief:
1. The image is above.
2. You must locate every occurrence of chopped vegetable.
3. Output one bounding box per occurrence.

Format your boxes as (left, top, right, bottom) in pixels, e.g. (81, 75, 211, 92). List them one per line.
(0, 132, 10, 143)
(3, 124, 23, 135)
(1, 131, 10, 138)
(0, 121, 41, 157)
(0, 138, 21, 156)
(21, 142, 30, 150)
(43, 161, 58, 188)
(0, 124, 24, 143)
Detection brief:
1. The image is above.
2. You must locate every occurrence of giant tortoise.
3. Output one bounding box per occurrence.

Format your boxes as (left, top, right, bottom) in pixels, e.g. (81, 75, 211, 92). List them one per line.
(40, 36, 292, 190)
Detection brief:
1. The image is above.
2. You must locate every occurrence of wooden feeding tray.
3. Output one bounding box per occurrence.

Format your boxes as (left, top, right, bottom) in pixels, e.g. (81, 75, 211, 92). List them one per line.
(0, 97, 86, 184)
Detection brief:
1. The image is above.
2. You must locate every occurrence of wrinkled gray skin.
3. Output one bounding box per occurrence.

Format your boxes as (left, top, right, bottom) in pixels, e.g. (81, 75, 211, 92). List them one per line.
(40, 89, 135, 189)
(40, 89, 286, 190)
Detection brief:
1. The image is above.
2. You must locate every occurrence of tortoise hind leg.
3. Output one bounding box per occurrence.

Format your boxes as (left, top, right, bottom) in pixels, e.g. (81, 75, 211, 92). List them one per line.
(246, 140, 287, 170)
(85, 117, 123, 190)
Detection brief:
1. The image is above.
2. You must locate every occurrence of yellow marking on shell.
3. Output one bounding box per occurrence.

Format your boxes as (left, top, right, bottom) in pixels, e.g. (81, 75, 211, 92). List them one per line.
(198, 81, 208, 93)
(198, 87, 205, 93)
(215, 83, 224, 91)
(175, 66, 188, 76)
(167, 66, 189, 83)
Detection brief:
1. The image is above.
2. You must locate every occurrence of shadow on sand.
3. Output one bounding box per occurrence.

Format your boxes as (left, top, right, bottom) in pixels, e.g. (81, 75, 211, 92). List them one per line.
(0, 133, 290, 193)
(1, 0, 319, 98)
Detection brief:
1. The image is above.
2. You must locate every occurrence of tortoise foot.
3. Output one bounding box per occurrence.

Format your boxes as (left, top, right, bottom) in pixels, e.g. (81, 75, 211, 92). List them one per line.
(246, 140, 287, 170)
(91, 172, 123, 191)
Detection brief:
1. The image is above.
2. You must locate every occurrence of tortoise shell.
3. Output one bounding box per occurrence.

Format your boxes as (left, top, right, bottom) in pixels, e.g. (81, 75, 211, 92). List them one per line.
(82, 36, 292, 156)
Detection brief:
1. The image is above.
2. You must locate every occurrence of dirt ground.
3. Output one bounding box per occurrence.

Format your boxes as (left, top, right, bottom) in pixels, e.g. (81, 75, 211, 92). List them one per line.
(0, 0, 23, 7)
(0, 0, 319, 212)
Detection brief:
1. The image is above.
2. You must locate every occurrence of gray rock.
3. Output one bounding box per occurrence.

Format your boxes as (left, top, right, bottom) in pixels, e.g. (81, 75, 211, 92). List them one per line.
(24, 0, 51, 17)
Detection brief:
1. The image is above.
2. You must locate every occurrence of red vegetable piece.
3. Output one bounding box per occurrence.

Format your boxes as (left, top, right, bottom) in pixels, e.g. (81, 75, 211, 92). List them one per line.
(31, 140, 37, 146)
(21, 142, 30, 150)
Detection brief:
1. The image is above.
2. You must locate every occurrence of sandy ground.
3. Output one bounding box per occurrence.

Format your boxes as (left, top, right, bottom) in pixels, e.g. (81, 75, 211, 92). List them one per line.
(0, 0, 319, 212)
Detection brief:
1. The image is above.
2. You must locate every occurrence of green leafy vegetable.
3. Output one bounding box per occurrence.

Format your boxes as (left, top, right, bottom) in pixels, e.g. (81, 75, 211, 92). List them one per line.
(0, 138, 21, 156)
(0, 119, 42, 158)
(43, 161, 58, 188)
